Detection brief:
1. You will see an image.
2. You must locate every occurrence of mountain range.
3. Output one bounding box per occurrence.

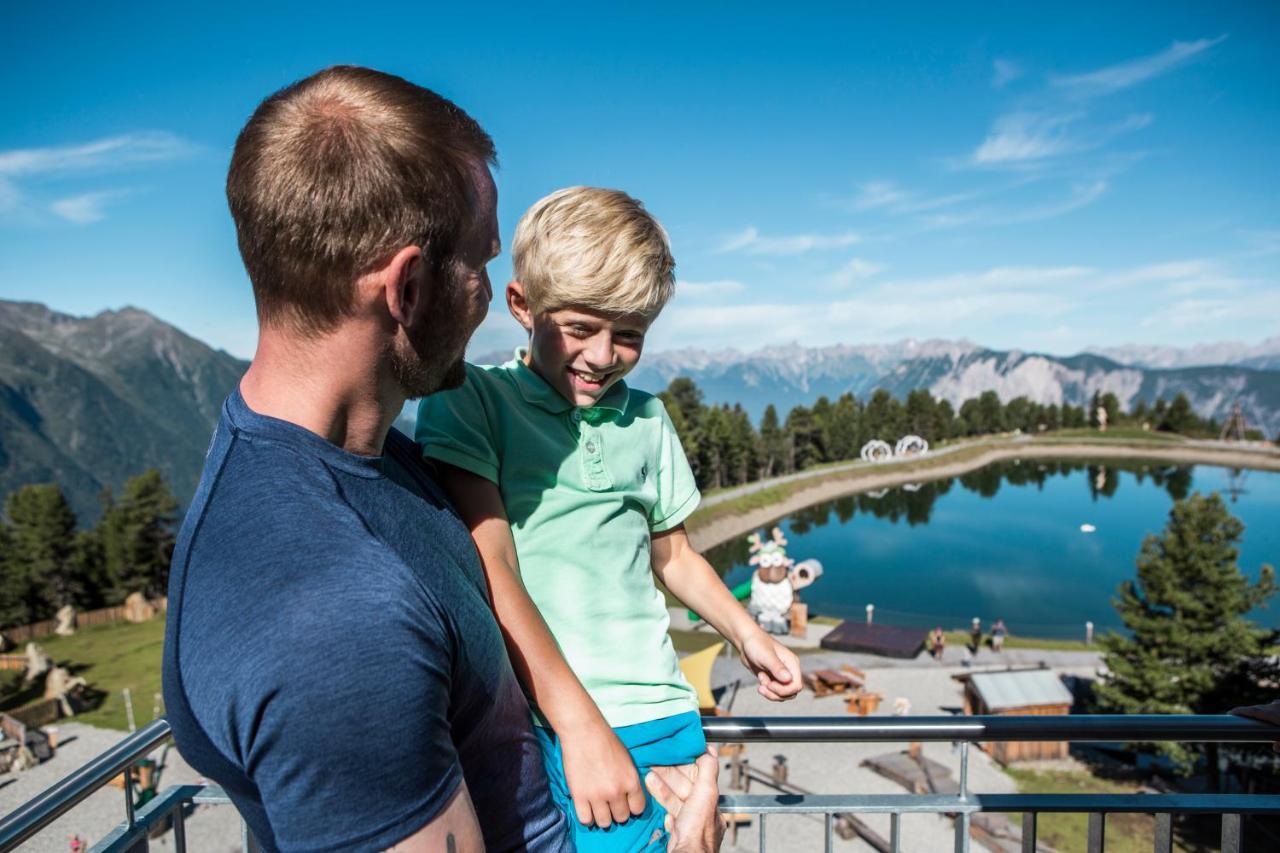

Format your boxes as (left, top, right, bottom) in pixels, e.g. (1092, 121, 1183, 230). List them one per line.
(0, 301, 246, 521)
(622, 339, 1280, 436)
(1, 300, 1276, 521)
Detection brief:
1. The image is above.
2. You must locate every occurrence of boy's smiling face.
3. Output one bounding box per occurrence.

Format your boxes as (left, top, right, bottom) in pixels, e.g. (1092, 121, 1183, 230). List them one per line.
(507, 281, 651, 407)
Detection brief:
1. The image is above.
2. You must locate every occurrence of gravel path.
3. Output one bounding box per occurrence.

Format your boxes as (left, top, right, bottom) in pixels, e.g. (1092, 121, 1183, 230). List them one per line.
(0, 723, 243, 852)
(705, 652, 1097, 853)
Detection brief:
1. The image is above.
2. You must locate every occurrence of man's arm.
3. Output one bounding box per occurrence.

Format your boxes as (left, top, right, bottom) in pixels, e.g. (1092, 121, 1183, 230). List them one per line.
(435, 463, 646, 828)
(386, 781, 483, 852)
(651, 526, 802, 701)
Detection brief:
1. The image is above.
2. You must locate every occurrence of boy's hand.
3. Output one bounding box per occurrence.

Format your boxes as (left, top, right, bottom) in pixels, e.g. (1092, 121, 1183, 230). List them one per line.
(739, 630, 803, 701)
(561, 721, 646, 828)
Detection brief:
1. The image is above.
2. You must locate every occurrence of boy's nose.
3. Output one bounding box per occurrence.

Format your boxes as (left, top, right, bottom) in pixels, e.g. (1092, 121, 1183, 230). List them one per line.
(584, 333, 616, 370)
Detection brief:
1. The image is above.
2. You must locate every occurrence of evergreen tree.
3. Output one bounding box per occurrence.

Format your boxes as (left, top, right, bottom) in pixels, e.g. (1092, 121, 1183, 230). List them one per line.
(1096, 493, 1278, 771)
(810, 396, 834, 463)
(98, 469, 179, 602)
(758, 405, 786, 478)
(862, 389, 903, 441)
(904, 389, 936, 441)
(784, 405, 822, 471)
(1159, 393, 1199, 435)
(0, 519, 21, 628)
(827, 393, 861, 460)
(4, 483, 81, 624)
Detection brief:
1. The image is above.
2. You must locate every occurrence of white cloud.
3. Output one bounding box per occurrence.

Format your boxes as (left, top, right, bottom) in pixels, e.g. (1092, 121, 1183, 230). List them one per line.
(1051, 36, 1227, 99)
(1141, 291, 1280, 330)
(992, 59, 1022, 88)
(0, 131, 194, 176)
(0, 131, 193, 226)
(50, 191, 127, 224)
(918, 181, 1108, 230)
(851, 181, 911, 211)
(676, 279, 747, 299)
(827, 258, 886, 288)
(972, 112, 1085, 165)
(716, 226, 862, 255)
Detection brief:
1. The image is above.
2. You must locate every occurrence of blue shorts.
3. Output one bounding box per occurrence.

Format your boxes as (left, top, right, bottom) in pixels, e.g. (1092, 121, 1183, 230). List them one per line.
(534, 711, 707, 852)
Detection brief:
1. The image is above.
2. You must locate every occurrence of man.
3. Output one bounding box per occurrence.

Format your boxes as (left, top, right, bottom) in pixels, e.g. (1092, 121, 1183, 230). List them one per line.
(162, 66, 722, 852)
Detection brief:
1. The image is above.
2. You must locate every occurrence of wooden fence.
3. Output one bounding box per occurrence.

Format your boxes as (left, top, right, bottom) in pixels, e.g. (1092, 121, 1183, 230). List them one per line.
(1, 598, 168, 646)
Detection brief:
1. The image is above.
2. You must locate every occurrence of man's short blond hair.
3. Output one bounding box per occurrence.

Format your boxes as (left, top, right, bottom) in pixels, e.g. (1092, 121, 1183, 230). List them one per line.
(512, 187, 675, 318)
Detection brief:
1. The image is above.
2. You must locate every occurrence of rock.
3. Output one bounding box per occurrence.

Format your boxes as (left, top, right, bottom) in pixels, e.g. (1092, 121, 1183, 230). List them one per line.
(54, 604, 76, 636)
(122, 592, 156, 623)
(43, 667, 88, 717)
(23, 642, 52, 684)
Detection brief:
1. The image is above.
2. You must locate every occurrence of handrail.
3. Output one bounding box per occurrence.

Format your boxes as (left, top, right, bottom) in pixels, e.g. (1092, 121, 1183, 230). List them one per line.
(1, 714, 1276, 852)
(702, 713, 1278, 743)
(0, 718, 171, 851)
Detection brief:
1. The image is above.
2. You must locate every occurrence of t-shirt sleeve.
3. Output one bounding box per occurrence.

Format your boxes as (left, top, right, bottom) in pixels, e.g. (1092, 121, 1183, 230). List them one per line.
(649, 401, 702, 532)
(415, 366, 500, 484)
(241, 569, 465, 851)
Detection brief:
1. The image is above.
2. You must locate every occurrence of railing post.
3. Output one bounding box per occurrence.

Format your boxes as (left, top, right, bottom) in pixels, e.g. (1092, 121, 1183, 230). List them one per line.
(172, 804, 187, 853)
(758, 813, 766, 853)
(1021, 811, 1036, 853)
(823, 813, 832, 853)
(954, 739, 970, 853)
(121, 766, 135, 830)
(890, 812, 901, 853)
(1153, 812, 1172, 853)
(1087, 812, 1105, 853)
(1220, 813, 1241, 853)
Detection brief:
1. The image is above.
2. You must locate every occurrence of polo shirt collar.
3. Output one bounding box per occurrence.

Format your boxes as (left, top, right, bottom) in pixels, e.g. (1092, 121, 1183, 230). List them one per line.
(509, 348, 630, 416)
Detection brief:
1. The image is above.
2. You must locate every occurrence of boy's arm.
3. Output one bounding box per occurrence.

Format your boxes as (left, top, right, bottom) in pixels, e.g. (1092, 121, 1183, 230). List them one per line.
(652, 525, 802, 701)
(433, 463, 646, 829)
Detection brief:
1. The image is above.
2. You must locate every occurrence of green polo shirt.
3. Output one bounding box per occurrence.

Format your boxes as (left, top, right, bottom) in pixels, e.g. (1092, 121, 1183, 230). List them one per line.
(415, 354, 700, 728)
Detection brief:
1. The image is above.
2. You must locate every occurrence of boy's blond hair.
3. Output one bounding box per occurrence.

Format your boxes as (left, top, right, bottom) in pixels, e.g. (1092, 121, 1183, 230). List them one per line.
(512, 187, 676, 318)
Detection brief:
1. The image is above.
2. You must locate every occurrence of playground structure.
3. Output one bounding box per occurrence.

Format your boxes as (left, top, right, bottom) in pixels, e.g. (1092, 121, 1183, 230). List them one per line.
(860, 435, 929, 463)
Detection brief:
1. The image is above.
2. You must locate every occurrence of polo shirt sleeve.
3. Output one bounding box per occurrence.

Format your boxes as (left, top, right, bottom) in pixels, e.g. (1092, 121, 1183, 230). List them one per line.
(416, 365, 500, 484)
(649, 402, 702, 532)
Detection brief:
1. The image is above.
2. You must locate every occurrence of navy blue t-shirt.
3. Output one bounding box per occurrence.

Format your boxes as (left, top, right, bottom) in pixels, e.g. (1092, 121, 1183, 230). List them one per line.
(162, 390, 570, 852)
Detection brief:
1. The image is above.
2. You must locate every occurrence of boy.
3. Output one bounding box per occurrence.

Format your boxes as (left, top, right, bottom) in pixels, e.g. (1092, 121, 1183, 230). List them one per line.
(417, 187, 801, 851)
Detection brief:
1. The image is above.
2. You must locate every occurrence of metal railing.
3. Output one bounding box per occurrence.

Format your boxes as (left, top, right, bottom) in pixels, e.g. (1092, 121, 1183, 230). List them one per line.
(2, 715, 1277, 852)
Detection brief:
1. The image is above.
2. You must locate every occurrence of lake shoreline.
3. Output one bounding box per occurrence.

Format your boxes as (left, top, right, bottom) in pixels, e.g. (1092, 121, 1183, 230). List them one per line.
(685, 438, 1280, 553)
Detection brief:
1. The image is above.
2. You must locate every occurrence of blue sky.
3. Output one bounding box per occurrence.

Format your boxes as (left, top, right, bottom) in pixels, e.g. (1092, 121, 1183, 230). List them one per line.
(1, 2, 1276, 358)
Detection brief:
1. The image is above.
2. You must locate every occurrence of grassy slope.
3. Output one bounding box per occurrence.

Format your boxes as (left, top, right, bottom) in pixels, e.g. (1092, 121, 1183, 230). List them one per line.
(2, 619, 167, 731)
(1005, 768, 1193, 853)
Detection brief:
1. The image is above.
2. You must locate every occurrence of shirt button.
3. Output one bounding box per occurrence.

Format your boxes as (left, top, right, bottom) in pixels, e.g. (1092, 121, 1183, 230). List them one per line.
(585, 440, 597, 453)
(571, 410, 582, 422)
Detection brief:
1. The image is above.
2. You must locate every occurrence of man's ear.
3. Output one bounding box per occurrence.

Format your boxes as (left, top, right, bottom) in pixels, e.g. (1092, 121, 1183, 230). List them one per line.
(384, 246, 427, 327)
(506, 280, 534, 332)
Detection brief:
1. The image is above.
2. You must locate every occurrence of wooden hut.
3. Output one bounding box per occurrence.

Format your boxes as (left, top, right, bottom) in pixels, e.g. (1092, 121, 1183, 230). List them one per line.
(954, 668, 1074, 763)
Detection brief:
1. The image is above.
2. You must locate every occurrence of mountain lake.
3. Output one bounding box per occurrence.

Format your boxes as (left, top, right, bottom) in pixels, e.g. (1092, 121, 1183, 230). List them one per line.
(704, 459, 1280, 640)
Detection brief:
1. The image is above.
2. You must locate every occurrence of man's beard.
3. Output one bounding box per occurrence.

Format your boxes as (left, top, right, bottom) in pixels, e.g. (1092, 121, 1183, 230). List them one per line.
(389, 327, 466, 399)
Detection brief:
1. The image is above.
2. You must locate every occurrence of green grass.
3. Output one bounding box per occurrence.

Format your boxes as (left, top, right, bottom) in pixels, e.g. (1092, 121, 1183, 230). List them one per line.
(942, 630, 1091, 652)
(1, 618, 167, 731)
(1004, 767, 1194, 853)
(1033, 427, 1188, 443)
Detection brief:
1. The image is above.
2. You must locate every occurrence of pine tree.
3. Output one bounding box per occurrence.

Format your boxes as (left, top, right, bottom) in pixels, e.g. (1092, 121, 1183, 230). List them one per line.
(827, 393, 861, 460)
(1096, 493, 1278, 771)
(759, 405, 785, 478)
(0, 519, 22, 628)
(4, 483, 81, 624)
(784, 405, 821, 471)
(98, 470, 179, 602)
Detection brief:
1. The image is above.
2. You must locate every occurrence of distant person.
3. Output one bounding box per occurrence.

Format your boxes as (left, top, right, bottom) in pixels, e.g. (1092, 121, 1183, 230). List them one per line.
(929, 627, 946, 661)
(991, 618, 1007, 653)
(970, 617, 983, 654)
(161, 67, 722, 853)
(418, 186, 802, 850)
